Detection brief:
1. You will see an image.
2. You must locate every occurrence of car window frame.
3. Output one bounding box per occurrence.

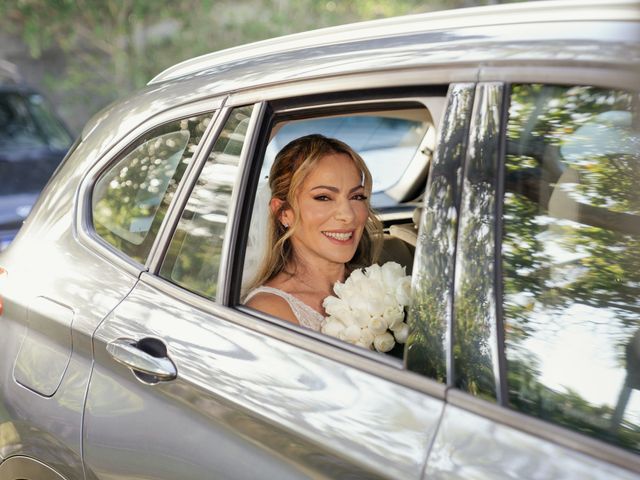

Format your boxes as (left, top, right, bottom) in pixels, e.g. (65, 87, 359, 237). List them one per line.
(149, 103, 263, 301)
(227, 87, 451, 368)
(76, 98, 224, 276)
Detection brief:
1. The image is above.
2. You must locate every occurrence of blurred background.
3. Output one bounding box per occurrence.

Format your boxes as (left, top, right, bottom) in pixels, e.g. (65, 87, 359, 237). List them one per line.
(0, 0, 520, 250)
(0, 0, 519, 134)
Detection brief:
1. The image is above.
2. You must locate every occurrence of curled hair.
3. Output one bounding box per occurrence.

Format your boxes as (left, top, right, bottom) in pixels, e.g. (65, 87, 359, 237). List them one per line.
(250, 134, 383, 289)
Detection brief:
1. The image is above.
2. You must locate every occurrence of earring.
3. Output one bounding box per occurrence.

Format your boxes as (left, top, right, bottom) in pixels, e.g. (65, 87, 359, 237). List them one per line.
(282, 223, 289, 229)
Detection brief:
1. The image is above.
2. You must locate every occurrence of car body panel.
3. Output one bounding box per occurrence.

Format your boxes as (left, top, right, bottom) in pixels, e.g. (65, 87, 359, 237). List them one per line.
(0, 140, 141, 478)
(151, 1, 639, 84)
(83, 277, 443, 479)
(425, 403, 639, 479)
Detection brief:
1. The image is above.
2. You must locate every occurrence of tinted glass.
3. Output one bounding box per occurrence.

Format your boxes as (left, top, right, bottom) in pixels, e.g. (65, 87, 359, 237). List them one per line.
(502, 84, 640, 452)
(406, 84, 475, 380)
(26, 94, 73, 149)
(93, 114, 211, 264)
(0, 92, 71, 150)
(453, 83, 504, 400)
(160, 105, 254, 300)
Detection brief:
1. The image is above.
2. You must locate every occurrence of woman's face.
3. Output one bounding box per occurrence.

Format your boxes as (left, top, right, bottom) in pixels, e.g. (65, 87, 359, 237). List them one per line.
(283, 152, 369, 268)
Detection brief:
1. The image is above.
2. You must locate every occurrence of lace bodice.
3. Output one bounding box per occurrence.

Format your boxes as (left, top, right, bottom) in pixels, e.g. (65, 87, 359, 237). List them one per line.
(244, 286, 324, 331)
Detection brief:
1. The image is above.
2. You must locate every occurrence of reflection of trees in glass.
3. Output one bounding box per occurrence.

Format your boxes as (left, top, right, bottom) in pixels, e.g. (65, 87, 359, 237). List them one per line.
(503, 84, 640, 453)
(453, 84, 503, 401)
(407, 84, 474, 381)
(93, 114, 211, 263)
(161, 106, 253, 300)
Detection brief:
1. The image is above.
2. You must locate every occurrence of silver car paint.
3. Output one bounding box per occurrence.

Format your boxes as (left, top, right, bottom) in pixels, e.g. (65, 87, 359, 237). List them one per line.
(83, 277, 443, 479)
(0, 1, 638, 478)
(425, 404, 639, 479)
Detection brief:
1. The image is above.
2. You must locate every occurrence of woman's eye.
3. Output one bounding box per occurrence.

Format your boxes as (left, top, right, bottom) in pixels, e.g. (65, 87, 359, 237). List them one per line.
(314, 195, 331, 201)
(352, 194, 368, 201)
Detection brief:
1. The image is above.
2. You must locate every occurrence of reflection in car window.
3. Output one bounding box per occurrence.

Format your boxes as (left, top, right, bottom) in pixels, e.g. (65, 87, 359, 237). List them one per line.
(503, 84, 640, 453)
(160, 105, 254, 300)
(92, 114, 211, 264)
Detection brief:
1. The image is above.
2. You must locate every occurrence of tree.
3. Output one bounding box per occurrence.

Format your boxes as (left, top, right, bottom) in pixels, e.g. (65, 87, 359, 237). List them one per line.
(0, 0, 518, 130)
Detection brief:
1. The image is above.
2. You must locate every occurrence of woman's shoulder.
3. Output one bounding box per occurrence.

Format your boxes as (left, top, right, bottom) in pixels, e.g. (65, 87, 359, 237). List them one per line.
(245, 287, 300, 325)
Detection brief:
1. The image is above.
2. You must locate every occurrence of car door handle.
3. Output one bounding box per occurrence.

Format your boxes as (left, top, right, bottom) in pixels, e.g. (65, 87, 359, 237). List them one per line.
(106, 337, 177, 382)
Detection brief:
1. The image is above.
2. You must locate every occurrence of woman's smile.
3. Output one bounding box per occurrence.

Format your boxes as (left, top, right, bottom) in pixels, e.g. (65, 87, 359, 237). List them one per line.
(322, 230, 355, 243)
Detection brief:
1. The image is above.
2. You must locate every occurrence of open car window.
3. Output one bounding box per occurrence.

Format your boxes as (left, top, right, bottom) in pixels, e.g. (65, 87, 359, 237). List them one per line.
(240, 96, 447, 362)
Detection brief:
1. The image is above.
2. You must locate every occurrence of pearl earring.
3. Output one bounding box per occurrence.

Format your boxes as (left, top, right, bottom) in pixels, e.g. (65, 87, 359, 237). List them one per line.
(282, 222, 289, 229)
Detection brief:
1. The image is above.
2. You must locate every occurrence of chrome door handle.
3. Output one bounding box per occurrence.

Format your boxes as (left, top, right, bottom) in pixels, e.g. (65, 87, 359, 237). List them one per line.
(106, 338, 177, 381)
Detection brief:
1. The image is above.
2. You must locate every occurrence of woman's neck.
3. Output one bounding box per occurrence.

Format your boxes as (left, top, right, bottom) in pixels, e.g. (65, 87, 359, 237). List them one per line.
(285, 257, 345, 295)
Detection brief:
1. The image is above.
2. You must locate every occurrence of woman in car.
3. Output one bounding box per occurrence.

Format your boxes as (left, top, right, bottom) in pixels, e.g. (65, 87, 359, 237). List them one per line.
(244, 134, 383, 328)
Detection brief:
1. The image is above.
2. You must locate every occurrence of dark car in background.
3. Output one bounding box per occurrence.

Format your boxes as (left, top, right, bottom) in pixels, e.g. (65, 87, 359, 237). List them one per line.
(0, 66, 73, 250)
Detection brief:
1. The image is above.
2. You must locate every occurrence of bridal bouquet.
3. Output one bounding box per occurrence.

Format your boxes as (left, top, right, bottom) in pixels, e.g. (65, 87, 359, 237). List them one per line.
(321, 262, 412, 353)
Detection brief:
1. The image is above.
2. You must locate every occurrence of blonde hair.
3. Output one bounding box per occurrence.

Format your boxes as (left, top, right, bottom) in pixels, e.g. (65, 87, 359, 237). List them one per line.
(250, 134, 383, 289)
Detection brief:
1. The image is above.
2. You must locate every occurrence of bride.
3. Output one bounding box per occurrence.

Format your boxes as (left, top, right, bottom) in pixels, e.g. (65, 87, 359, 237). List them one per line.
(244, 134, 383, 330)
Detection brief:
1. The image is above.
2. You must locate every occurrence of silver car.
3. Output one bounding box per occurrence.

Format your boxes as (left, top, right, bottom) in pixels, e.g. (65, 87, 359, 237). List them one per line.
(1, 1, 639, 479)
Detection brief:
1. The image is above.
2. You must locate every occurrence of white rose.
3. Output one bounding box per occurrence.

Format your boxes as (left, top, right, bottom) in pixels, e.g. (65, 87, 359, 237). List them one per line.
(342, 324, 362, 344)
(382, 292, 398, 310)
(383, 305, 405, 330)
(392, 322, 410, 344)
(348, 297, 373, 325)
(365, 291, 386, 317)
(395, 276, 412, 306)
(332, 281, 346, 299)
(368, 315, 388, 335)
(364, 263, 383, 283)
(323, 295, 352, 322)
(373, 332, 395, 352)
(359, 327, 374, 347)
(347, 268, 366, 285)
(381, 261, 406, 290)
(321, 318, 344, 337)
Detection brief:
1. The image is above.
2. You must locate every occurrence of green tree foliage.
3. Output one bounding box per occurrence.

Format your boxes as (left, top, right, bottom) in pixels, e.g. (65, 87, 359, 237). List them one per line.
(0, 0, 512, 128)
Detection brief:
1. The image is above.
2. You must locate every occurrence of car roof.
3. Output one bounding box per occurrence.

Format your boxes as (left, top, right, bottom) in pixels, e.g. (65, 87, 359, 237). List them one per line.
(150, 0, 640, 85)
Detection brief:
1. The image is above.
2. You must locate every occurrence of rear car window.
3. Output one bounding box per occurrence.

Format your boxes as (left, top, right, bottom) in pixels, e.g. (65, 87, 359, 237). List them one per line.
(92, 113, 212, 264)
(502, 84, 640, 453)
(160, 105, 254, 300)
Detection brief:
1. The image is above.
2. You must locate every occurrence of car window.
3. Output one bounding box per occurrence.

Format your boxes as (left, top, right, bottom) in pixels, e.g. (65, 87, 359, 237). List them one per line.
(502, 84, 640, 453)
(266, 114, 429, 196)
(241, 100, 444, 362)
(0, 92, 71, 151)
(159, 105, 254, 300)
(92, 113, 212, 264)
(0, 92, 73, 198)
(406, 84, 475, 381)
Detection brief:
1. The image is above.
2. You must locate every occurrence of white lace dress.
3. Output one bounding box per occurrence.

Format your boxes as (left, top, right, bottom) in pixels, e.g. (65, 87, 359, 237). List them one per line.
(244, 286, 324, 331)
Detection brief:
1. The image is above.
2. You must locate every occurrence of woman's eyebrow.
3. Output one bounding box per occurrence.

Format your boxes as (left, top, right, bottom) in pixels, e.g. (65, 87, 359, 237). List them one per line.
(310, 185, 364, 193)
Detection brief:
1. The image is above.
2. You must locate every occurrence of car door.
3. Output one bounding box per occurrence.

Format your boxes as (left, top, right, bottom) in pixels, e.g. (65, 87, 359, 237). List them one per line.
(81, 86, 471, 479)
(423, 80, 640, 478)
